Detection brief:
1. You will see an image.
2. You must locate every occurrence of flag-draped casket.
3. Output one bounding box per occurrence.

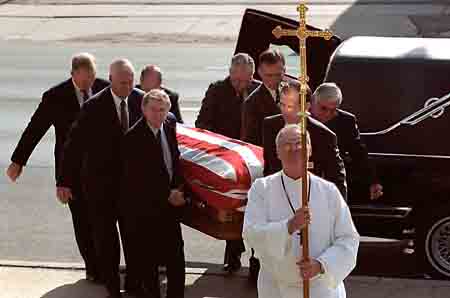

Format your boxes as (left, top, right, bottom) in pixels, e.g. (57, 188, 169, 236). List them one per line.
(176, 125, 264, 240)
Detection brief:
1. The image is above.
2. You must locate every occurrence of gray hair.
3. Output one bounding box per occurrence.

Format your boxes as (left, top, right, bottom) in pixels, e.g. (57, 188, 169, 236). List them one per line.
(109, 58, 135, 76)
(275, 124, 311, 150)
(142, 89, 171, 109)
(230, 53, 255, 75)
(71, 52, 96, 72)
(312, 82, 343, 106)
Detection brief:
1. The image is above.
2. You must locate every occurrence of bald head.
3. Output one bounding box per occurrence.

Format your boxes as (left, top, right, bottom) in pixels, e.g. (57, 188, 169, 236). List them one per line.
(276, 124, 311, 168)
(109, 59, 135, 98)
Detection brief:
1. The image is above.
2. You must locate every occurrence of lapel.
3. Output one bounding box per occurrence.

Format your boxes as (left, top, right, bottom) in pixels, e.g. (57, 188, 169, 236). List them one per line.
(103, 88, 122, 132)
(261, 85, 280, 114)
(65, 78, 81, 113)
(128, 90, 144, 127)
(162, 119, 177, 164)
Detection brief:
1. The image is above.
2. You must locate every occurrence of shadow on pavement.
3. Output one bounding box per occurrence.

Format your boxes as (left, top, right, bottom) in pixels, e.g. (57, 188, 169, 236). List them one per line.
(40, 279, 106, 298)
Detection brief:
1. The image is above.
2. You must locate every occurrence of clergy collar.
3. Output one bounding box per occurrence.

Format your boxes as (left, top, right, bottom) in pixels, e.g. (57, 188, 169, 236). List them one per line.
(281, 170, 304, 183)
(110, 89, 129, 106)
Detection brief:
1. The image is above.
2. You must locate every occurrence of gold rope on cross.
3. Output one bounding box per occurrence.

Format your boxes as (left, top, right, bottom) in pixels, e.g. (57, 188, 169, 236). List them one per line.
(272, 2, 333, 298)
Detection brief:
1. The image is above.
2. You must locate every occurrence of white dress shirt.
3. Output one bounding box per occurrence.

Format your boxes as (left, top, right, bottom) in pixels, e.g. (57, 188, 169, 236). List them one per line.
(72, 79, 92, 107)
(110, 89, 129, 128)
(148, 122, 173, 180)
(264, 84, 278, 102)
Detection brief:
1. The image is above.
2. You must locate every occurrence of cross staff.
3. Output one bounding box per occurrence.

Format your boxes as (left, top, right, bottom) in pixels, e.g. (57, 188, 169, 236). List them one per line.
(272, 2, 333, 298)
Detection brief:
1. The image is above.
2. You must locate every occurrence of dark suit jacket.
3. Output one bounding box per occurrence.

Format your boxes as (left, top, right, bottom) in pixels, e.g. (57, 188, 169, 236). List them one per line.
(57, 87, 144, 202)
(135, 84, 183, 123)
(121, 114, 184, 222)
(11, 78, 110, 184)
(195, 77, 261, 139)
(263, 114, 347, 198)
(324, 109, 375, 186)
(242, 84, 280, 146)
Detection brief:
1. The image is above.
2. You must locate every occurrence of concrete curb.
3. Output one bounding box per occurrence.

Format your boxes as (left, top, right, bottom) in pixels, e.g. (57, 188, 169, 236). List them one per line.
(2, 259, 449, 285)
(0, 260, 248, 278)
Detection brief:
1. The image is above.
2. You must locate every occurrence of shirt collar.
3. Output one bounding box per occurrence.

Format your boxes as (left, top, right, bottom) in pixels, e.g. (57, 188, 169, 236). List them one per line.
(264, 84, 278, 101)
(110, 89, 128, 106)
(147, 121, 163, 136)
(72, 79, 91, 96)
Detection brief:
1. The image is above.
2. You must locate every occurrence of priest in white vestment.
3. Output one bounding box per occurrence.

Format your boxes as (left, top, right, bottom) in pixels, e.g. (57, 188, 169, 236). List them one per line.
(243, 124, 359, 298)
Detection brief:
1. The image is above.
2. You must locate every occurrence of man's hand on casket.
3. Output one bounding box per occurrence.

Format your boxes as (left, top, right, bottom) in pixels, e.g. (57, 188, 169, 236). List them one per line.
(370, 183, 383, 200)
(168, 189, 186, 207)
(56, 186, 73, 204)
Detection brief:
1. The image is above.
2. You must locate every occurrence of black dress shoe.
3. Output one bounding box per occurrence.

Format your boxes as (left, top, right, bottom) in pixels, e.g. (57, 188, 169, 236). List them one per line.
(223, 260, 242, 274)
(86, 273, 103, 284)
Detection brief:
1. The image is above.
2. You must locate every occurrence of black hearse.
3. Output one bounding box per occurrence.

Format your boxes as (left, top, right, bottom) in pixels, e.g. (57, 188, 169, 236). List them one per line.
(235, 9, 450, 278)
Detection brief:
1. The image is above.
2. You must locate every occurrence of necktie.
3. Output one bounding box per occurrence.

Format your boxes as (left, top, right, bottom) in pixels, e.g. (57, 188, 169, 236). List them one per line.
(155, 129, 162, 148)
(120, 99, 129, 133)
(156, 129, 172, 181)
(81, 90, 89, 103)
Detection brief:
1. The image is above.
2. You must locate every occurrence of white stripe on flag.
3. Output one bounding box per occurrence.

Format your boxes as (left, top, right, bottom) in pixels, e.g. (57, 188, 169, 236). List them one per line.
(177, 125, 263, 181)
(179, 145, 237, 181)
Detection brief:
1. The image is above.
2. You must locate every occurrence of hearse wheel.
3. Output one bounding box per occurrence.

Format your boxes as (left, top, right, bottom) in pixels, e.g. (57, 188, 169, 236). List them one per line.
(418, 208, 450, 279)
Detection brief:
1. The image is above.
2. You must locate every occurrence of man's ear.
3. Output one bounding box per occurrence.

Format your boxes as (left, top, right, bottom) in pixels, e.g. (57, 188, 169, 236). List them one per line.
(108, 75, 112, 82)
(257, 66, 263, 79)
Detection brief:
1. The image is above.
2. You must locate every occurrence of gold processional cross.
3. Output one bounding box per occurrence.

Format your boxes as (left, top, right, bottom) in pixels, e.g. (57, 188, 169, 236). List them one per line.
(272, 2, 333, 298)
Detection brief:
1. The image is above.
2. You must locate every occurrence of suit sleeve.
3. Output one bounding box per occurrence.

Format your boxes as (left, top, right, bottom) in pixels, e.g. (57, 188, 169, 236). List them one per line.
(170, 118, 184, 190)
(347, 117, 376, 184)
(56, 104, 91, 188)
(262, 119, 279, 177)
(170, 92, 184, 124)
(241, 98, 261, 146)
(11, 91, 54, 166)
(323, 132, 348, 200)
(195, 84, 216, 130)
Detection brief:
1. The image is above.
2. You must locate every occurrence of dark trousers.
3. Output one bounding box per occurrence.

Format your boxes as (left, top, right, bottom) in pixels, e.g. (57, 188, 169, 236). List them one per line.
(119, 214, 141, 292)
(127, 217, 185, 298)
(68, 193, 98, 277)
(224, 239, 245, 265)
(88, 198, 121, 295)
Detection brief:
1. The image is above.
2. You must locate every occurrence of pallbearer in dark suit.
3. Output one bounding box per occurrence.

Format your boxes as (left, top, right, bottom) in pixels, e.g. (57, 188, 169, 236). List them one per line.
(121, 90, 186, 298)
(6, 53, 109, 282)
(309, 82, 383, 202)
(57, 59, 144, 298)
(136, 64, 184, 123)
(241, 48, 286, 146)
(262, 80, 347, 198)
(195, 53, 260, 274)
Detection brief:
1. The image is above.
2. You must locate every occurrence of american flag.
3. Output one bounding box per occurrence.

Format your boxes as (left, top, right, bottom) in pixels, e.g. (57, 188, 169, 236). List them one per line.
(177, 125, 264, 211)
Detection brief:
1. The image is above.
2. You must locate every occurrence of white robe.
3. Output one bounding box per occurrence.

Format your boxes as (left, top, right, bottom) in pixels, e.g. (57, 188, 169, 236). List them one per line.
(243, 171, 360, 298)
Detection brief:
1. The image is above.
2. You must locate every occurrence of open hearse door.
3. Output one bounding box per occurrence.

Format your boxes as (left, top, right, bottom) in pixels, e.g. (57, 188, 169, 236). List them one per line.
(324, 36, 450, 279)
(234, 8, 341, 92)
